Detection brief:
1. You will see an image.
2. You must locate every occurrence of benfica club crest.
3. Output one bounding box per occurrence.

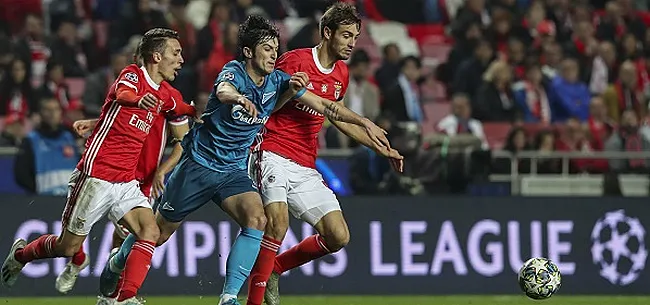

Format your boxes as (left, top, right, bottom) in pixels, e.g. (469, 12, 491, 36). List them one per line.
(334, 82, 342, 100)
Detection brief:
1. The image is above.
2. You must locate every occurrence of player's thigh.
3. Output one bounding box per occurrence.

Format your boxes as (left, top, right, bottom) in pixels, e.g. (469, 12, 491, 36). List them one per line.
(312, 210, 350, 252)
(157, 156, 219, 223)
(62, 170, 115, 237)
(249, 151, 290, 207)
(286, 168, 342, 227)
(217, 170, 266, 229)
(113, 182, 159, 241)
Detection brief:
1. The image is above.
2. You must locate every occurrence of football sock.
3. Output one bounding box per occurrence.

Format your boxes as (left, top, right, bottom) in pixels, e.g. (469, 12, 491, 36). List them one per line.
(222, 227, 263, 297)
(116, 240, 155, 301)
(246, 235, 282, 305)
(274, 234, 330, 274)
(71, 247, 86, 266)
(113, 233, 136, 271)
(14, 234, 58, 264)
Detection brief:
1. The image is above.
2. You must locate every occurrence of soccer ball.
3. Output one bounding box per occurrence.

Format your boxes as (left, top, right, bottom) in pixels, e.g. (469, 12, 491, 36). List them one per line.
(518, 257, 562, 300)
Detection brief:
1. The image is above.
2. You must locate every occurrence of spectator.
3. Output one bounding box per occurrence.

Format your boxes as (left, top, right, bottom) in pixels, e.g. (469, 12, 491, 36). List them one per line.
(617, 0, 646, 41)
(199, 18, 239, 92)
(507, 38, 526, 79)
(12, 14, 50, 88)
(82, 52, 129, 117)
(589, 41, 618, 94)
(0, 58, 35, 145)
(196, 0, 231, 63)
(374, 43, 401, 92)
(382, 56, 423, 123)
(563, 20, 598, 81)
(444, 21, 483, 86)
(492, 127, 532, 174)
(541, 42, 563, 79)
(37, 60, 83, 122)
(544, 0, 573, 43)
(514, 63, 555, 124)
(533, 129, 561, 173)
(453, 39, 495, 98)
(606, 109, 650, 173)
(619, 33, 642, 62)
(287, 20, 320, 51)
(436, 93, 488, 149)
(603, 60, 645, 123)
(596, 1, 626, 43)
(109, 0, 168, 53)
(168, 0, 196, 64)
(473, 60, 518, 122)
(49, 19, 88, 77)
(345, 49, 380, 120)
(451, 0, 490, 39)
(348, 115, 394, 194)
(556, 118, 608, 173)
(14, 95, 79, 195)
(587, 96, 615, 151)
(551, 57, 591, 121)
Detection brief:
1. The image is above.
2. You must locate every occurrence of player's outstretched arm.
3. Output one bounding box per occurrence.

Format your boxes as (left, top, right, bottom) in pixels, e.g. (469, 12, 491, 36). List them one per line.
(296, 91, 392, 149)
(215, 82, 258, 118)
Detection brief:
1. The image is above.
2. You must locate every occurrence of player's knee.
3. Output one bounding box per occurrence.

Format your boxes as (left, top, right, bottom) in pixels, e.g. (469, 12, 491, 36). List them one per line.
(245, 212, 267, 231)
(321, 229, 350, 253)
(135, 223, 161, 243)
(265, 209, 289, 240)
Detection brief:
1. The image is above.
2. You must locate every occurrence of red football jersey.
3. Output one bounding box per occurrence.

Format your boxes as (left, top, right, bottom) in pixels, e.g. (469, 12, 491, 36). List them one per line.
(136, 88, 188, 197)
(255, 48, 349, 168)
(77, 64, 182, 183)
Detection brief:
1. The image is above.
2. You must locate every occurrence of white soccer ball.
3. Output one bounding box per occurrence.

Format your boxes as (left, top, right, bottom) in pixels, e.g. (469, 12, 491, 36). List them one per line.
(518, 257, 562, 300)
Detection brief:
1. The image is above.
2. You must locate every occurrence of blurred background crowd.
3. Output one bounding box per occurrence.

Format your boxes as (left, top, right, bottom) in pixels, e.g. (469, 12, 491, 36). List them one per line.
(2, 0, 650, 197)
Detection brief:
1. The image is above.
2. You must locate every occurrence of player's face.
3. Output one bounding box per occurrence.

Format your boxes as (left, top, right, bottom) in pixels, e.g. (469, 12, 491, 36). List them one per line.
(159, 38, 184, 82)
(326, 24, 360, 61)
(252, 37, 279, 75)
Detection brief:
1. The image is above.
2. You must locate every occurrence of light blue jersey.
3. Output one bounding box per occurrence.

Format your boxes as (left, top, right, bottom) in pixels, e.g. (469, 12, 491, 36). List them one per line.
(183, 60, 306, 172)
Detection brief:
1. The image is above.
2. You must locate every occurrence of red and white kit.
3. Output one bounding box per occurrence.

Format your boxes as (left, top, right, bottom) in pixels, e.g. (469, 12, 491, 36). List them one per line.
(250, 47, 349, 225)
(63, 64, 190, 236)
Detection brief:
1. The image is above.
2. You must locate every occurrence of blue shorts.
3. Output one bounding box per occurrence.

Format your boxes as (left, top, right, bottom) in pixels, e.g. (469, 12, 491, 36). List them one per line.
(158, 154, 257, 222)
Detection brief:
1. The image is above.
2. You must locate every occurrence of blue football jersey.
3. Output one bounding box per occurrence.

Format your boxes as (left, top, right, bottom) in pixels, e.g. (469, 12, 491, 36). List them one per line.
(183, 60, 306, 172)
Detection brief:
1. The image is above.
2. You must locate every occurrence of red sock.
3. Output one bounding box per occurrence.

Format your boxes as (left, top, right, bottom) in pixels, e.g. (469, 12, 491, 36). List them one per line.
(14, 234, 58, 264)
(109, 270, 126, 298)
(117, 240, 155, 301)
(71, 248, 86, 266)
(247, 236, 282, 305)
(274, 234, 329, 274)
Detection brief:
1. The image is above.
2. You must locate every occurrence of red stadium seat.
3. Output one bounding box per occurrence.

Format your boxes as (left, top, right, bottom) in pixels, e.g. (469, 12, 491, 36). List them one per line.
(422, 101, 450, 134)
(65, 78, 86, 100)
(482, 122, 512, 149)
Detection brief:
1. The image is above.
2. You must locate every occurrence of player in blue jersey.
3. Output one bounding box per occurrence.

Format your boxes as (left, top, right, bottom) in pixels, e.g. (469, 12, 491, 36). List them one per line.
(98, 15, 389, 305)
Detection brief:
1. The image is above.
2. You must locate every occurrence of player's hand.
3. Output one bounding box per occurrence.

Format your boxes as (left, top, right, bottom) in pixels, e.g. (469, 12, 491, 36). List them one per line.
(138, 93, 158, 110)
(72, 120, 95, 138)
(376, 146, 404, 173)
(289, 72, 309, 94)
(362, 118, 391, 150)
(237, 95, 258, 118)
(151, 170, 166, 199)
(189, 100, 204, 123)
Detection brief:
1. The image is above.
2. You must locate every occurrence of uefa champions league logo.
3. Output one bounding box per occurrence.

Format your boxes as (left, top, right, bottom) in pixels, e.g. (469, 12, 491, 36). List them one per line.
(590, 210, 648, 286)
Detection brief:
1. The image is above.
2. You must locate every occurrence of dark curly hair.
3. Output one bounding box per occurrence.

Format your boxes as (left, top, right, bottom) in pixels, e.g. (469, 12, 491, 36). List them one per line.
(238, 15, 280, 57)
(319, 2, 361, 38)
(138, 28, 180, 64)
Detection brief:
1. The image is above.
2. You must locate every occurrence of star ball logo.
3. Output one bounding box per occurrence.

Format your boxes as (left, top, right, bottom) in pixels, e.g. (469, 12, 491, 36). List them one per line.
(590, 210, 648, 286)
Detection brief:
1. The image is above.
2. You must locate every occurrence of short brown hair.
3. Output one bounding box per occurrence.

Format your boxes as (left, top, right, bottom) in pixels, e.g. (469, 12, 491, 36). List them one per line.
(319, 2, 361, 38)
(138, 28, 180, 64)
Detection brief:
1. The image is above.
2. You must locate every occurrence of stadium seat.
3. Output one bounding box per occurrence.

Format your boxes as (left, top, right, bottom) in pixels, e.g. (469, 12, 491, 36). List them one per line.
(482, 122, 512, 149)
(422, 101, 450, 134)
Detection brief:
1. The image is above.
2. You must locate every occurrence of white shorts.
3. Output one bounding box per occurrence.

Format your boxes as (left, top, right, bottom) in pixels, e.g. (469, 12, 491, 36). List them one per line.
(249, 151, 341, 226)
(113, 196, 155, 240)
(62, 170, 151, 236)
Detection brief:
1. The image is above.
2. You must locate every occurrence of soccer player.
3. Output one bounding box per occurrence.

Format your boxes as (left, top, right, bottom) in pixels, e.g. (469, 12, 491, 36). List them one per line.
(53, 89, 190, 296)
(99, 15, 388, 305)
(246, 4, 403, 305)
(0, 28, 196, 305)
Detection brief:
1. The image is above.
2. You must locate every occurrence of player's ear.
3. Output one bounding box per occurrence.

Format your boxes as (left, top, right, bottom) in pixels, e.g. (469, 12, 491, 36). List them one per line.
(243, 47, 253, 59)
(323, 26, 332, 40)
(152, 52, 162, 63)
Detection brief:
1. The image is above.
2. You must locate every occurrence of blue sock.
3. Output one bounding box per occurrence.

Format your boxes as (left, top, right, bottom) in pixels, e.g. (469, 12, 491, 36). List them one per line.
(222, 227, 263, 296)
(113, 234, 137, 270)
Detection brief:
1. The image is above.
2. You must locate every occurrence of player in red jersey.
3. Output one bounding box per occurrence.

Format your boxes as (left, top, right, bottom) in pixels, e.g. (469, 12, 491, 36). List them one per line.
(246, 3, 403, 305)
(1, 28, 196, 304)
(53, 88, 190, 296)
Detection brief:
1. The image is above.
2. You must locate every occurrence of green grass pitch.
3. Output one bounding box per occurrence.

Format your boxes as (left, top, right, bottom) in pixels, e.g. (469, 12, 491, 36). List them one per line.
(2, 296, 650, 305)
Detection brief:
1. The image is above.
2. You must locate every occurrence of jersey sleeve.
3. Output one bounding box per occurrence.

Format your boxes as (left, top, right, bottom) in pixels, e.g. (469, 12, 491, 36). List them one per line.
(214, 61, 246, 93)
(115, 65, 141, 94)
(276, 70, 306, 100)
(166, 89, 189, 126)
(275, 51, 301, 75)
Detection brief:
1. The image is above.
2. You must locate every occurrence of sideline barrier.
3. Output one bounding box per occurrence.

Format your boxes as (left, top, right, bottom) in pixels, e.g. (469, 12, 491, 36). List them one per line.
(0, 195, 648, 296)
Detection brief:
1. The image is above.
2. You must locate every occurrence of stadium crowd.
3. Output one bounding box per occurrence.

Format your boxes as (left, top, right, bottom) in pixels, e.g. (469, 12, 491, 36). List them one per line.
(1, 0, 650, 195)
